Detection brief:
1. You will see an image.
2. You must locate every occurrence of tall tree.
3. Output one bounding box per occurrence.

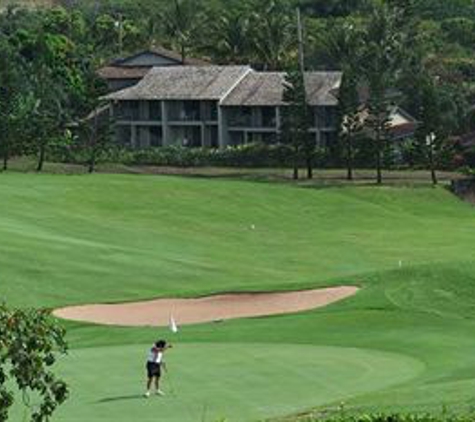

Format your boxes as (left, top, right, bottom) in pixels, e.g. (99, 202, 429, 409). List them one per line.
(248, 0, 296, 70)
(0, 305, 68, 422)
(202, 11, 251, 65)
(162, 0, 204, 62)
(338, 72, 362, 181)
(281, 69, 312, 180)
(321, 22, 363, 180)
(361, 3, 402, 184)
(27, 32, 68, 172)
(0, 35, 23, 171)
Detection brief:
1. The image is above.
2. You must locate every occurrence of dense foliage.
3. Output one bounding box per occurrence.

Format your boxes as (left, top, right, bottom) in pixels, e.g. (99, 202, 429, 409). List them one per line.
(312, 414, 475, 422)
(1, 0, 475, 179)
(0, 305, 68, 422)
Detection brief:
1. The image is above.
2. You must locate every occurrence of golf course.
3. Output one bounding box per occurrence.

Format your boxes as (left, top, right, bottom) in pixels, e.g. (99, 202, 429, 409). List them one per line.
(3, 172, 475, 421)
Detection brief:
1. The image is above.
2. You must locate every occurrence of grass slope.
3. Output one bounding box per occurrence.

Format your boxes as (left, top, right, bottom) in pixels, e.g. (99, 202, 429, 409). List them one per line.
(2, 173, 475, 421)
(1, 173, 474, 308)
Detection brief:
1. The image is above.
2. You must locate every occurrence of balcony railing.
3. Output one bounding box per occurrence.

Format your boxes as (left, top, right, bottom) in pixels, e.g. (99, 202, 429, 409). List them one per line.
(114, 102, 140, 121)
(169, 109, 201, 122)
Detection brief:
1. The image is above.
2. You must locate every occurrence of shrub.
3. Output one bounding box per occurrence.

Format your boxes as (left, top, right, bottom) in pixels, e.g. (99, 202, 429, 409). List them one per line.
(314, 413, 475, 422)
(48, 142, 330, 169)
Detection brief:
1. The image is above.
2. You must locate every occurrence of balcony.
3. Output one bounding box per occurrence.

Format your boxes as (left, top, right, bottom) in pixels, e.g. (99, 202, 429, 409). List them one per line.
(227, 106, 277, 129)
(114, 101, 140, 121)
(167, 100, 218, 123)
(168, 101, 201, 122)
(113, 100, 162, 122)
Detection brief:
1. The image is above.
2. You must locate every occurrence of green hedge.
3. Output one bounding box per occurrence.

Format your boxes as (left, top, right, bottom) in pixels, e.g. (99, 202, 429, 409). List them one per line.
(315, 414, 475, 422)
(49, 143, 329, 168)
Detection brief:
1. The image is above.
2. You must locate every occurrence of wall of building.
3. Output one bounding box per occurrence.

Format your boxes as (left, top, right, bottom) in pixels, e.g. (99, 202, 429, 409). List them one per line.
(112, 101, 339, 149)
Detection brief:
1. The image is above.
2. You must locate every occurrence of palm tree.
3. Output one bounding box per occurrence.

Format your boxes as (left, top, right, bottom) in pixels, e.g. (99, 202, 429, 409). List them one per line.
(361, 3, 401, 184)
(320, 22, 363, 180)
(162, 0, 204, 62)
(248, 0, 296, 70)
(204, 12, 251, 64)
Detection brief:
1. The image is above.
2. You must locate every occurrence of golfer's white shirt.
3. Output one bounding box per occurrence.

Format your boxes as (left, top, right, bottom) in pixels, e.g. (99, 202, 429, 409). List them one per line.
(147, 348, 163, 364)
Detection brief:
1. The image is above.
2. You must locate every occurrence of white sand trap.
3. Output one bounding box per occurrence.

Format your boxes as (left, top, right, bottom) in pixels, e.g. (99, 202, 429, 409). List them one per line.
(53, 286, 359, 327)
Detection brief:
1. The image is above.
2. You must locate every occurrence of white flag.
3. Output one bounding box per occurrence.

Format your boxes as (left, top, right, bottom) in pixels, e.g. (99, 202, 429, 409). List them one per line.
(169, 314, 178, 333)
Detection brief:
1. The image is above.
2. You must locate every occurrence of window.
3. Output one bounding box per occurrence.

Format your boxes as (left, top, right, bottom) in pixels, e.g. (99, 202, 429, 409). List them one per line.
(170, 101, 201, 121)
(115, 101, 140, 120)
(203, 101, 218, 121)
(183, 101, 201, 121)
(207, 126, 219, 148)
(228, 107, 252, 127)
(116, 125, 132, 146)
(316, 107, 337, 128)
(150, 126, 162, 147)
(149, 101, 162, 121)
(136, 127, 150, 148)
(171, 126, 202, 147)
(261, 107, 276, 127)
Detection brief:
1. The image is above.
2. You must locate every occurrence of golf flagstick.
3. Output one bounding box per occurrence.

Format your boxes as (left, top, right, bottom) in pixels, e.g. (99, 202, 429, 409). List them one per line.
(169, 314, 179, 333)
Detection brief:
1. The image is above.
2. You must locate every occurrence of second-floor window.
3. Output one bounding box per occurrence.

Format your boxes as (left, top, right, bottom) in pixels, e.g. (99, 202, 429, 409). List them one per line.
(114, 101, 140, 120)
(182, 101, 201, 121)
(261, 107, 277, 127)
(149, 101, 162, 121)
(228, 107, 252, 127)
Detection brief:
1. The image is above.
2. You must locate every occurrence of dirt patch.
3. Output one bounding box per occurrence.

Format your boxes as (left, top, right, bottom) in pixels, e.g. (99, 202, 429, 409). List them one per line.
(53, 286, 359, 327)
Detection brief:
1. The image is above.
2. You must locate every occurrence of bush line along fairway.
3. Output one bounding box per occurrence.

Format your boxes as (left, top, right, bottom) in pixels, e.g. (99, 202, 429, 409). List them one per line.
(3, 173, 475, 421)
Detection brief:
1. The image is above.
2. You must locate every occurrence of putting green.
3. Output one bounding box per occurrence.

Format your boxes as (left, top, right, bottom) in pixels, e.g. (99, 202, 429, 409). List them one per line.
(15, 343, 424, 422)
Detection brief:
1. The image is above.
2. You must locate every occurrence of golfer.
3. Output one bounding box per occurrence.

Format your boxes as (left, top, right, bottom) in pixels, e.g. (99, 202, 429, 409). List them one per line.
(145, 339, 172, 397)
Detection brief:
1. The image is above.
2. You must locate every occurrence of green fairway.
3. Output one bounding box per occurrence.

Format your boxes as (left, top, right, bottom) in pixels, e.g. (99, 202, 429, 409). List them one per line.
(2, 172, 475, 420)
(1, 173, 475, 308)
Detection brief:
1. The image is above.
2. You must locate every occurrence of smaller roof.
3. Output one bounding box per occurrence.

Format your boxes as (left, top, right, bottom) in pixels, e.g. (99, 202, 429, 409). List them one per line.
(98, 47, 210, 82)
(305, 72, 342, 106)
(106, 66, 252, 101)
(358, 106, 418, 140)
(220, 72, 286, 106)
(389, 122, 418, 140)
(112, 46, 210, 67)
(221, 71, 342, 107)
(97, 66, 150, 80)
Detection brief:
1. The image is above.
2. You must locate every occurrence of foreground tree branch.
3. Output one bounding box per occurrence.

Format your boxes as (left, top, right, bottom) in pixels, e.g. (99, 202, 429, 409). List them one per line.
(0, 305, 69, 422)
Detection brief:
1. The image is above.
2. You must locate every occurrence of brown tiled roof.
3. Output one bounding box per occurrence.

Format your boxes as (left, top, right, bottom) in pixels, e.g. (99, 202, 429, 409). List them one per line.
(113, 46, 210, 67)
(106, 67, 342, 106)
(220, 72, 286, 106)
(388, 122, 418, 139)
(221, 71, 342, 106)
(358, 107, 418, 140)
(97, 66, 151, 80)
(106, 66, 252, 101)
(98, 47, 210, 81)
(305, 72, 342, 106)
(151, 46, 208, 66)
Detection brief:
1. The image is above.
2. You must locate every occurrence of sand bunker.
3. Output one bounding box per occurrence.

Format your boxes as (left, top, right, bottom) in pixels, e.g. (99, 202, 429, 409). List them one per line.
(53, 286, 359, 327)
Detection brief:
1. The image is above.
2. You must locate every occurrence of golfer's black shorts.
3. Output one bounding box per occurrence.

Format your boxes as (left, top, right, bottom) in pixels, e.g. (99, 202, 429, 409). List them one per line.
(146, 362, 161, 378)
